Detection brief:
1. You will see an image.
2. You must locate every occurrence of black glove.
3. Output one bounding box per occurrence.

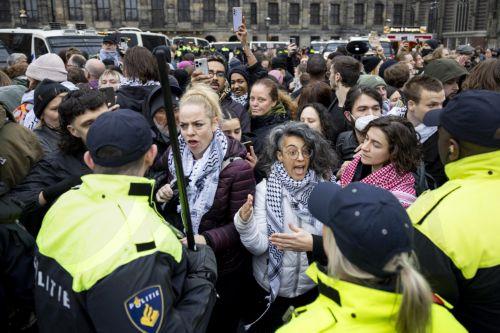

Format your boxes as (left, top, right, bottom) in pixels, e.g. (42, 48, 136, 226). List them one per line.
(185, 244, 217, 284)
(42, 176, 82, 205)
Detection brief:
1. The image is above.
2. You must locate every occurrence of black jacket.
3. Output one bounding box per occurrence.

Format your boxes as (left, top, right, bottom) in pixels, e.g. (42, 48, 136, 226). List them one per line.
(250, 113, 290, 156)
(220, 94, 250, 133)
(327, 98, 351, 144)
(335, 130, 359, 162)
(0, 222, 35, 332)
(422, 131, 448, 187)
(116, 85, 157, 113)
(9, 151, 90, 236)
(33, 125, 61, 155)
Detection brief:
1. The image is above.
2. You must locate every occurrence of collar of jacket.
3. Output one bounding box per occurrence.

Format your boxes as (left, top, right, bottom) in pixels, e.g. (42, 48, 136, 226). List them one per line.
(307, 263, 406, 319)
(80, 174, 155, 202)
(445, 150, 500, 180)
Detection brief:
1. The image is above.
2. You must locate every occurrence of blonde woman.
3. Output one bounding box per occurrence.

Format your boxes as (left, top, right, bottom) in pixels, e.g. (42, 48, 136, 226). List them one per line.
(155, 83, 256, 332)
(278, 182, 466, 333)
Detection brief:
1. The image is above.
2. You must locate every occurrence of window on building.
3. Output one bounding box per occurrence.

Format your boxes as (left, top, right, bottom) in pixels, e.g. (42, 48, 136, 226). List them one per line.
(25, 0, 39, 20)
(250, 2, 257, 25)
(354, 3, 364, 25)
(310, 3, 320, 25)
(455, 0, 469, 31)
(178, 0, 190, 22)
(374, 3, 384, 25)
(151, 0, 164, 27)
(227, 0, 240, 21)
(269, 2, 279, 24)
(68, 0, 83, 20)
(203, 0, 215, 22)
(393, 4, 403, 26)
(289, 3, 299, 25)
(124, 0, 138, 21)
(95, 0, 111, 20)
(330, 3, 340, 25)
(0, 2, 10, 22)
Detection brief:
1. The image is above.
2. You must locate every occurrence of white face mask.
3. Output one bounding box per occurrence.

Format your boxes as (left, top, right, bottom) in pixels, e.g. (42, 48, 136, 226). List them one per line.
(355, 115, 380, 132)
(154, 119, 170, 138)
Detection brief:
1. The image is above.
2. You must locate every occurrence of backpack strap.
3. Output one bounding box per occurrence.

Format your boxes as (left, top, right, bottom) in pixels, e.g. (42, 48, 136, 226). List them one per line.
(221, 156, 243, 171)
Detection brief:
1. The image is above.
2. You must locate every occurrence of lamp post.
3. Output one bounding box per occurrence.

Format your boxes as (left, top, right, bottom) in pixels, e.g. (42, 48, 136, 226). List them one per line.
(19, 9, 28, 28)
(265, 16, 271, 41)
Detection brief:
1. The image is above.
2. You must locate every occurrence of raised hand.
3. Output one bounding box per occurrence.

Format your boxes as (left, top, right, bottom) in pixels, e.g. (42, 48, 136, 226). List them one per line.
(269, 224, 313, 252)
(239, 194, 254, 222)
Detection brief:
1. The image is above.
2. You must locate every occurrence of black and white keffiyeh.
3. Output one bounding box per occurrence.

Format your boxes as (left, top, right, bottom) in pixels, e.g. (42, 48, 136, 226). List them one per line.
(167, 128, 228, 234)
(266, 162, 319, 302)
(230, 93, 248, 106)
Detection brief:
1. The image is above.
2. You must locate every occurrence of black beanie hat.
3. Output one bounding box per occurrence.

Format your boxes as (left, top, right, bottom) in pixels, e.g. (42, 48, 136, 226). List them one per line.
(228, 65, 250, 85)
(34, 79, 69, 119)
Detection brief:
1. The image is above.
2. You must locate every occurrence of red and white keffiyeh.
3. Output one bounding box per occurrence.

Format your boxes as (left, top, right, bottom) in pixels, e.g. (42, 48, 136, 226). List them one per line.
(340, 155, 416, 208)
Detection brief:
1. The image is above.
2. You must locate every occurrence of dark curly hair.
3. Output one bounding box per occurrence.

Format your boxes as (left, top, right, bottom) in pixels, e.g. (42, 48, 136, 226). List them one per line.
(260, 121, 338, 179)
(58, 89, 106, 155)
(297, 102, 337, 145)
(363, 116, 421, 175)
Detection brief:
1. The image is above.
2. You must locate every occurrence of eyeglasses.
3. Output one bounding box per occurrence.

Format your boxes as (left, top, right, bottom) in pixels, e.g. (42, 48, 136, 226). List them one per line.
(208, 70, 226, 78)
(282, 147, 312, 160)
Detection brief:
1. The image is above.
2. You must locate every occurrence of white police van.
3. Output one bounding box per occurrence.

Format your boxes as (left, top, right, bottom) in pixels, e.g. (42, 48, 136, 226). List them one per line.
(116, 27, 170, 52)
(0, 27, 103, 60)
(172, 36, 210, 48)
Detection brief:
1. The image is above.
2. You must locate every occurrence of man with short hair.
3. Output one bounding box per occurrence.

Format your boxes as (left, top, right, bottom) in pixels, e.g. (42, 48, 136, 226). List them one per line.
(34, 109, 217, 332)
(328, 55, 363, 143)
(84, 59, 106, 89)
(66, 54, 86, 70)
(401, 75, 447, 186)
(306, 54, 327, 83)
(191, 57, 250, 133)
(409, 90, 500, 332)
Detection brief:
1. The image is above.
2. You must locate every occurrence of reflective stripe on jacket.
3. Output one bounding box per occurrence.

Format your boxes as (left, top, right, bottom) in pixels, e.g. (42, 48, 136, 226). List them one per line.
(277, 263, 466, 332)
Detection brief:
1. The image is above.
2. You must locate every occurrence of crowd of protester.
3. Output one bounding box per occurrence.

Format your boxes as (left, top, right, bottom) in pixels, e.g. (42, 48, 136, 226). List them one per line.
(1, 18, 499, 333)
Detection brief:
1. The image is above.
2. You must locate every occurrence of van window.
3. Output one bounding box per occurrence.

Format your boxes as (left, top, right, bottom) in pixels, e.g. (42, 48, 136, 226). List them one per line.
(197, 39, 209, 47)
(46, 36, 103, 57)
(0, 33, 32, 58)
(141, 34, 166, 51)
(34, 37, 48, 57)
(119, 33, 139, 49)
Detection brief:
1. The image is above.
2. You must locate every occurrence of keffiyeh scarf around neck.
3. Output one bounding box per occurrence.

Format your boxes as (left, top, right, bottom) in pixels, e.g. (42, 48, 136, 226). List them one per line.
(230, 93, 248, 106)
(167, 129, 228, 234)
(99, 49, 121, 67)
(120, 78, 160, 87)
(266, 162, 318, 302)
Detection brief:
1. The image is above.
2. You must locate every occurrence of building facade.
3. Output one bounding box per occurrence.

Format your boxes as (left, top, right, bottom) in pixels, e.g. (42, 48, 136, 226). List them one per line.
(409, 0, 498, 48)
(1, 0, 418, 44)
(1, 0, 498, 47)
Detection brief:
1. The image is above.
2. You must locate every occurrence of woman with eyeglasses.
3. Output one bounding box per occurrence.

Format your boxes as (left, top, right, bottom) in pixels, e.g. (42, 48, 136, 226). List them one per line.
(235, 122, 336, 332)
(340, 116, 421, 208)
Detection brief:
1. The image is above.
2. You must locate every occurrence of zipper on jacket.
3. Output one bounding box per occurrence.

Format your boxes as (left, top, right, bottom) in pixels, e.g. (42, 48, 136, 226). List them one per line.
(293, 219, 302, 294)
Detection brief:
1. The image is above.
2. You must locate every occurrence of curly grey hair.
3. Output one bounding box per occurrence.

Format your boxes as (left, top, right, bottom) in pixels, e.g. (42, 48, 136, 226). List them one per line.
(260, 121, 338, 179)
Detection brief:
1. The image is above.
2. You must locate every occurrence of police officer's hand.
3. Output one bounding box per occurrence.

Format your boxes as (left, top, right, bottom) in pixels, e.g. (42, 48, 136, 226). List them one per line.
(191, 70, 212, 85)
(185, 244, 217, 284)
(238, 194, 253, 223)
(156, 183, 174, 203)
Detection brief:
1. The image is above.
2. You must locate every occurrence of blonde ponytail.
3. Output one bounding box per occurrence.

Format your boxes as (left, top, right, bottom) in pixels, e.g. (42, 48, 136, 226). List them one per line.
(323, 228, 433, 333)
(393, 255, 432, 333)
